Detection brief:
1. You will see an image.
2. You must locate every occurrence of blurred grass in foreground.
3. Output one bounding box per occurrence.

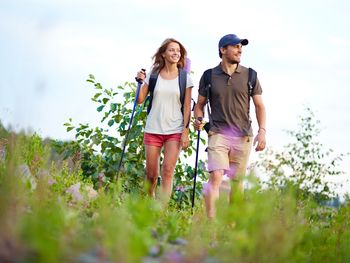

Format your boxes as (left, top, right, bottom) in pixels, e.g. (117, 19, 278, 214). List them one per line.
(0, 132, 349, 263)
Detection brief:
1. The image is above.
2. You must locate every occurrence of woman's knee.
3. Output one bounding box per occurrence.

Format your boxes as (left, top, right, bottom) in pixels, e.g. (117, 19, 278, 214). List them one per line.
(146, 170, 158, 182)
(162, 162, 176, 177)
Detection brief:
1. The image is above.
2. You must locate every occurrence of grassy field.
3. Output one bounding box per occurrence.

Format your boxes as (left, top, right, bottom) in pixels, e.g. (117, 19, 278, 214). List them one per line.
(1, 131, 350, 263)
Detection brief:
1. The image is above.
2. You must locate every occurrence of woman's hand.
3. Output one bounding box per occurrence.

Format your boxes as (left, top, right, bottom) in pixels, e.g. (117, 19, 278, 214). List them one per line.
(136, 69, 146, 83)
(181, 129, 190, 150)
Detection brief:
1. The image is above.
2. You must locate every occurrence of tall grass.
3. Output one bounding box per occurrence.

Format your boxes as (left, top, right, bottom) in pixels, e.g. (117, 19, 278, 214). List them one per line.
(0, 133, 349, 263)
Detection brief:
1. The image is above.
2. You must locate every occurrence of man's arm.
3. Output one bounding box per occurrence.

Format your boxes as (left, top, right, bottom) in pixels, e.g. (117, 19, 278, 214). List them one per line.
(252, 94, 266, 151)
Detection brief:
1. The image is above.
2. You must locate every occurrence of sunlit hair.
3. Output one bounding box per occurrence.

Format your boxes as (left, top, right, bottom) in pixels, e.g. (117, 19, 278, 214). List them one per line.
(151, 38, 187, 74)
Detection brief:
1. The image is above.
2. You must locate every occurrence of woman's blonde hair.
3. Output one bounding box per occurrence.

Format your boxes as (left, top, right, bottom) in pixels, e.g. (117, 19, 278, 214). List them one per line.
(151, 38, 187, 73)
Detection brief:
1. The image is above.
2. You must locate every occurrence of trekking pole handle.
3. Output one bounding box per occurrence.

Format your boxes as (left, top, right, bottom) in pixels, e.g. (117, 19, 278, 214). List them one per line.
(194, 117, 203, 131)
(135, 68, 146, 84)
(195, 117, 203, 125)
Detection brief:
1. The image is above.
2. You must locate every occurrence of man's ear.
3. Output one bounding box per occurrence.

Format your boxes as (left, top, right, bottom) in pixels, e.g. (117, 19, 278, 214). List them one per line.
(220, 46, 226, 55)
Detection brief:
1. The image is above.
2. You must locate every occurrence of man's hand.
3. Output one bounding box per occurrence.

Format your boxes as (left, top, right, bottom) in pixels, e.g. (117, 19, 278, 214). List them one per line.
(253, 128, 266, 151)
(193, 117, 204, 131)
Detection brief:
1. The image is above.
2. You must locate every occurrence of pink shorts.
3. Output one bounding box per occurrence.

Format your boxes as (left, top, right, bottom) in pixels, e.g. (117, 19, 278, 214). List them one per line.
(144, 132, 182, 147)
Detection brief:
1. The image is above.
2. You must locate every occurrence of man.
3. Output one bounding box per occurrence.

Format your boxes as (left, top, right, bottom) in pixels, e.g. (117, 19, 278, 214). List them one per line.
(194, 34, 266, 219)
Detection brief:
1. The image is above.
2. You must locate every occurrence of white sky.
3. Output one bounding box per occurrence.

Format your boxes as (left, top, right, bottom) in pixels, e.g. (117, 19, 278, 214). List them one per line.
(1, 0, 350, 194)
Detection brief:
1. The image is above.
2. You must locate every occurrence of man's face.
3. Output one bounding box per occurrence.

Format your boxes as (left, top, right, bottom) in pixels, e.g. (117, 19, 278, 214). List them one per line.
(221, 43, 243, 64)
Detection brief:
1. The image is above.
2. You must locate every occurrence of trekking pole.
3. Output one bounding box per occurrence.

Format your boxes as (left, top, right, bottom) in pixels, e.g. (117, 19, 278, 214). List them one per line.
(191, 117, 203, 209)
(116, 70, 145, 181)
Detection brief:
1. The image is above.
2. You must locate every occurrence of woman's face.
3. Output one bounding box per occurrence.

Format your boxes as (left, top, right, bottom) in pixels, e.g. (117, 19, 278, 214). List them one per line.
(162, 42, 181, 64)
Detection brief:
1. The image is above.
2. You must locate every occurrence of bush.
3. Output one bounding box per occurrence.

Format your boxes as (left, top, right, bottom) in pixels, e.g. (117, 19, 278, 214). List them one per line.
(53, 75, 208, 207)
(256, 107, 348, 202)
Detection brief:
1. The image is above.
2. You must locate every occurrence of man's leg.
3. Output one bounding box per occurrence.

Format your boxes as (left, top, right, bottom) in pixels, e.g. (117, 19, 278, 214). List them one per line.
(160, 140, 181, 201)
(206, 132, 230, 219)
(145, 145, 161, 198)
(204, 169, 224, 219)
(227, 136, 253, 201)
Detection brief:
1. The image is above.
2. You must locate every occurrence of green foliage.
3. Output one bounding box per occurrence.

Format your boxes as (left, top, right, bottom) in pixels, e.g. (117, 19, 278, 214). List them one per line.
(1, 131, 350, 262)
(20, 133, 48, 175)
(256, 107, 348, 202)
(4, 78, 350, 261)
(55, 77, 149, 189)
(172, 159, 207, 210)
(54, 75, 207, 206)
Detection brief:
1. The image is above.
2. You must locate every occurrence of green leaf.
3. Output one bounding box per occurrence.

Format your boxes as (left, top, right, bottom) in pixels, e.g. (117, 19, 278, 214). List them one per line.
(110, 103, 117, 111)
(95, 83, 103, 89)
(93, 93, 102, 100)
(108, 119, 114, 127)
(97, 105, 105, 112)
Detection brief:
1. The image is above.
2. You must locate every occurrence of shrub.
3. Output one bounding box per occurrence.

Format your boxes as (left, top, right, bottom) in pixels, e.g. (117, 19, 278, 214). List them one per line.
(54, 75, 207, 207)
(256, 107, 348, 202)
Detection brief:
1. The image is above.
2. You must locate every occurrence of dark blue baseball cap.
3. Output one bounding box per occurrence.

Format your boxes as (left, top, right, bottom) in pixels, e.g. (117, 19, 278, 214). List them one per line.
(218, 34, 249, 49)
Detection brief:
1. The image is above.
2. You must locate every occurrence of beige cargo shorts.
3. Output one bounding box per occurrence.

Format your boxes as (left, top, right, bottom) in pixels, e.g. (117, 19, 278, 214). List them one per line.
(207, 131, 252, 179)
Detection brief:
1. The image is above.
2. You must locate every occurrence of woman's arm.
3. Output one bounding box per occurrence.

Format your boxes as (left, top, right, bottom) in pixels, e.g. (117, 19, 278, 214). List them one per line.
(135, 69, 149, 104)
(181, 87, 193, 149)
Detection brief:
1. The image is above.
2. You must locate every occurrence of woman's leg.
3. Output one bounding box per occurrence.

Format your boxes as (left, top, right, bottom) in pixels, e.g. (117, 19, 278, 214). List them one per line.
(145, 145, 162, 198)
(160, 140, 181, 201)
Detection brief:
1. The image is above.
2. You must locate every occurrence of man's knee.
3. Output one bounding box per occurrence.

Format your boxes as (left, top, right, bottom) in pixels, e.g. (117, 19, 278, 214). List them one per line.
(203, 181, 221, 198)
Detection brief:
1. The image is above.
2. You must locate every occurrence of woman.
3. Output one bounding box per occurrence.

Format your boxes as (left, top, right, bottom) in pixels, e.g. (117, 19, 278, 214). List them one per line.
(136, 38, 193, 201)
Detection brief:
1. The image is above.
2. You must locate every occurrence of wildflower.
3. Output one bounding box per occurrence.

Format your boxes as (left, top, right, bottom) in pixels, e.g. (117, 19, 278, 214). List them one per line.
(176, 185, 185, 192)
(66, 182, 83, 202)
(47, 178, 56, 186)
(86, 185, 98, 200)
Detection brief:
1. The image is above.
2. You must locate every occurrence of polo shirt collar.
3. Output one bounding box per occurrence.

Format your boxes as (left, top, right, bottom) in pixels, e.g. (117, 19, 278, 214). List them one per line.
(213, 63, 242, 75)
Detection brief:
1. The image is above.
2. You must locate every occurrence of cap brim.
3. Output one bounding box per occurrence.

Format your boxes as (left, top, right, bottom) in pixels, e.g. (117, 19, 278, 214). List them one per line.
(240, 39, 249, 45)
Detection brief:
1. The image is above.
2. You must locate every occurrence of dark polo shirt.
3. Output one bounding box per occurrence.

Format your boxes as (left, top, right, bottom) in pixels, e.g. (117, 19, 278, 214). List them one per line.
(198, 63, 262, 137)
